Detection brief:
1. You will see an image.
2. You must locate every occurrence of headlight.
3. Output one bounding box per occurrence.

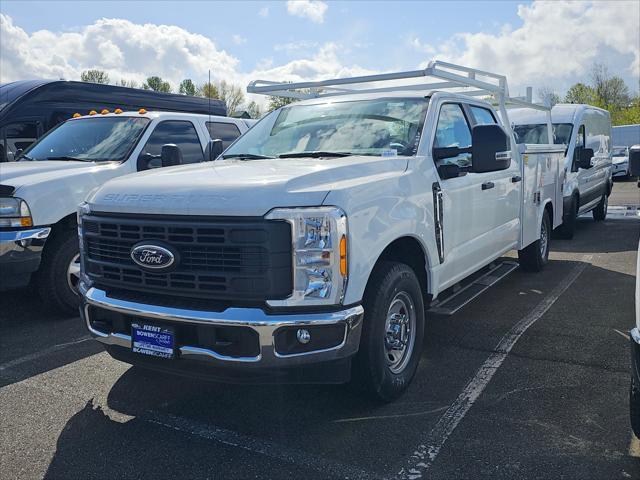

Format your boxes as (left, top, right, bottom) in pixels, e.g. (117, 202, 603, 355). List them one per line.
(265, 206, 348, 307)
(0, 197, 33, 228)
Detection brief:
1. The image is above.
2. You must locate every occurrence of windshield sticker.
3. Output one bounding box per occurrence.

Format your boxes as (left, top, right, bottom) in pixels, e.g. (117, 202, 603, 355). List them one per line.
(381, 149, 398, 157)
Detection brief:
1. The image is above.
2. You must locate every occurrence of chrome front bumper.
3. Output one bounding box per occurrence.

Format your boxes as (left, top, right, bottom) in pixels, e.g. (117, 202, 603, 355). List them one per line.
(81, 286, 364, 369)
(0, 227, 51, 289)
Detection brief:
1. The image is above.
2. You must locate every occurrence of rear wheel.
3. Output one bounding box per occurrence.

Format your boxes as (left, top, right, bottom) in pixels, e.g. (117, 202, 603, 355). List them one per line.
(35, 228, 81, 316)
(518, 210, 550, 272)
(592, 193, 608, 221)
(353, 261, 425, 402)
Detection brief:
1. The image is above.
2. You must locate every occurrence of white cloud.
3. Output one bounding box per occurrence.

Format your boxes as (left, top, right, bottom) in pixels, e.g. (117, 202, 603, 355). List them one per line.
(258, 6, 269, 18)
(425, 1, 640, 96)
(232, 34, 246, 45)
(286, 0, 328, 24)
(406, 35, 435, 55)
(0, 14, 367, 109)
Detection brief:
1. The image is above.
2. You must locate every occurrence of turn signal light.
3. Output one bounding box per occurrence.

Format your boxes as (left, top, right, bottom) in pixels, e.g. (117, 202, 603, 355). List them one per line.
(20, 217, 33, 227)
(72, 113, 81, 118)
(138, 108, 147, 114)
(114, 108, 123, 114)
(339, 235, 347, 276)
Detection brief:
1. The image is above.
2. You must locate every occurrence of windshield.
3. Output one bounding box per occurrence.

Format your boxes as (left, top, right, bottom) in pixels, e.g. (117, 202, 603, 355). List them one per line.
(21, 117, 150, 162)
(512, 123, 573, 145)
(223, 97, 429, 159)
(612, 147, 627, 157)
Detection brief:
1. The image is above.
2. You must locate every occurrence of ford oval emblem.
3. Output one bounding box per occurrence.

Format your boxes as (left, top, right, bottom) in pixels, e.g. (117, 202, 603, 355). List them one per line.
(130, 244, 176, 270)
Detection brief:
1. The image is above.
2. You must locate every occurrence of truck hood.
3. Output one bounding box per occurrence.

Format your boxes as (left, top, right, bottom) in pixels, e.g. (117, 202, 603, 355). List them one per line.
(0, 161, 99, 190)
(89, 156, 409, 216)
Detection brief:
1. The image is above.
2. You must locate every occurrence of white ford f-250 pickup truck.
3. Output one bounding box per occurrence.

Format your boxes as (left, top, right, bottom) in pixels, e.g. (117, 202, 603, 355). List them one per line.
(0, 110, 254, 313)
(78, 62, 565, 400)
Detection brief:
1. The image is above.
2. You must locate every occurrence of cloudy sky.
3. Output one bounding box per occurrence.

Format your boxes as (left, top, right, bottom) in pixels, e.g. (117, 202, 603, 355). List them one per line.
(1, 0, 638, 106)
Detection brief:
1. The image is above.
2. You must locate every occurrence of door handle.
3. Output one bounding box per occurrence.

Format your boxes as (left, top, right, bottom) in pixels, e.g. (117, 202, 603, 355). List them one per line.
(481, 181, 495, 190)
(511, 175, 522, 183)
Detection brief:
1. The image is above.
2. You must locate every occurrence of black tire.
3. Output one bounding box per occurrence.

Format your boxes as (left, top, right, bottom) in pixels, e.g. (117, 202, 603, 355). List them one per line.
(555, 196, 577, 239)
(35, 228, 81, 316)
(631, 374, 640, 438)
(518, 210, 550, 272)
(353, 261, 425, 402)
(592, 193, 608, 221)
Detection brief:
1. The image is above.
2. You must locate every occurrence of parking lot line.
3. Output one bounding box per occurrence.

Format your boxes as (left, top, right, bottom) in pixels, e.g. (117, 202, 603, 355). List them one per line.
(140, 409, 378, 480)
(395, 256, 592, 480)
(0, 336, 91, 372)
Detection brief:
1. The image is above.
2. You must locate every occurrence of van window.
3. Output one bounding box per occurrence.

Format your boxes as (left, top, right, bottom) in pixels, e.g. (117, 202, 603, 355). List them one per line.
(433, 103, 472, 168)
(470, 106, 496, 125)
(513, 123, 573, 144)
(206, 122, 242, 149)
(1, 122, 38, 161)
(140, 121, 204, 167)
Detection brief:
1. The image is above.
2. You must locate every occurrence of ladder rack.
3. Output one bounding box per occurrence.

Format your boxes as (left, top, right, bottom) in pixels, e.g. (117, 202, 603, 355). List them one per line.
(247, 60, 554, 143)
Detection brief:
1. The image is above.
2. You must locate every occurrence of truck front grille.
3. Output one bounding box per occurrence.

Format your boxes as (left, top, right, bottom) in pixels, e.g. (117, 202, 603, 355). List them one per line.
(82, 214, 292, 303)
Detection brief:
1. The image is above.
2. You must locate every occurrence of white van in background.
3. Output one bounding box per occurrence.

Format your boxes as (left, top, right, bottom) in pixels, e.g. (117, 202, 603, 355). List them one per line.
(509, 104, 612, 238)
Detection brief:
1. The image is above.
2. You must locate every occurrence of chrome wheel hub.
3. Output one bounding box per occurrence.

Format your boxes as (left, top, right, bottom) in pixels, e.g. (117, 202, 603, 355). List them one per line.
(67, 253, 81, 295)
(384, 292, 416, 374)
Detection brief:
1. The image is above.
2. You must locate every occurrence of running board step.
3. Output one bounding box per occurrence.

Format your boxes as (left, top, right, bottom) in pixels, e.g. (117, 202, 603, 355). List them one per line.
(428, 261, 519, 316)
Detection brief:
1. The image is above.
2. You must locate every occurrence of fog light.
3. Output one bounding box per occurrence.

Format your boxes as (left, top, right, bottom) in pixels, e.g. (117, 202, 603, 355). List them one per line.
(297, 329, 311, 344)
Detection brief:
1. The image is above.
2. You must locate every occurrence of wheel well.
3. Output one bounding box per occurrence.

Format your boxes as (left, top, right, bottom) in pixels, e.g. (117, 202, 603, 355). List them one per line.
(48, 213, 76, 241)
(371, 237, 429, 300)
(544, 201, 553, 223)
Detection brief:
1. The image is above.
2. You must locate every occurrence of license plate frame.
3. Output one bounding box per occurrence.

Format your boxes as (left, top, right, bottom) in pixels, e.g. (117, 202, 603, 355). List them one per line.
(131, 322, 175, 359)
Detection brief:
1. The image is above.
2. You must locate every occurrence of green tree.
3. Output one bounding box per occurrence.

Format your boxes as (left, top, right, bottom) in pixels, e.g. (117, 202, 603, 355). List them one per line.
(80, 69, 110, 84)
(199, 82, 219, 99)
(246, 101, 263, 119)
(564, 83, 596, 104)
(217, 80, 245, 115)
(591, 63, 630, 110)
(268, 96, 297, 112)
(118, 79, 139, 89)
(143, 76, 172, 93)
(179, 79, 198, 96)
(537, 86, 560, 107)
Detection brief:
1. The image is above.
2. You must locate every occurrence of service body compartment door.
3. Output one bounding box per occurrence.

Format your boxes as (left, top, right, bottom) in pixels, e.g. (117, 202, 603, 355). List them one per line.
(519, 144, 565, 249)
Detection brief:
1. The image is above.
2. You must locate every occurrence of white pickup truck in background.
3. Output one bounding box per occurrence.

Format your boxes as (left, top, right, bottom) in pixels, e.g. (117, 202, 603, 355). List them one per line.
(78, 62, 565, 401)
(0, 110, 254, 313)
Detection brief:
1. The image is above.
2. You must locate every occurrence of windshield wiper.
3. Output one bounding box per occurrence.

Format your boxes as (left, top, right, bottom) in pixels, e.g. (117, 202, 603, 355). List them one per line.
(45, 156, 91, 162)
(278, 151, 353, 159)
(221, 153, 275, 160)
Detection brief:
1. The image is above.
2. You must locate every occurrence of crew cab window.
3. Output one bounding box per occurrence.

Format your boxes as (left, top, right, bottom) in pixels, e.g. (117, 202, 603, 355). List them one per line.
(206, 122, 242, 149)
(470, 106, 496, 125)
(1, 122, 38, 161)
(140, 121, 204, 166)
(433, 104, 472, 168)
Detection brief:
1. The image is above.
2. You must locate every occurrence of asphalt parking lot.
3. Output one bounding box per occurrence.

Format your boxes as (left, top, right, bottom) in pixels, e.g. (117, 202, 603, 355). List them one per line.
(1, 180, 638, 480)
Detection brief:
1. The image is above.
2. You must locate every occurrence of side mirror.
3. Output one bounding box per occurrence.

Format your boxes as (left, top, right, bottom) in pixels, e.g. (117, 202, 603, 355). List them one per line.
(160, 144, 183, 167)
(629, 145, 640, 177)
(205, 139, 224, 161)
(575, 148, 594, 169)
(471, 124, 510, 173)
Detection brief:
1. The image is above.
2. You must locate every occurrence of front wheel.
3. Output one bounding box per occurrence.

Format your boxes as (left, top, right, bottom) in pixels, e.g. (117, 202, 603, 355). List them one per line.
(592, 193, 608, 221)
(353, 261, 425, 402)
(35, 228, 81, 316)
(631, 374, 640, 437)
(518, 210, 550, 272)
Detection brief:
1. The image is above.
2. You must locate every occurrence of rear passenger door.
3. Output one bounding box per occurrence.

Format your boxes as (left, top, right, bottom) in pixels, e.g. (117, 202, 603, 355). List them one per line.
(138, 120, 204, 170)
(206, 121, 242, 150)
